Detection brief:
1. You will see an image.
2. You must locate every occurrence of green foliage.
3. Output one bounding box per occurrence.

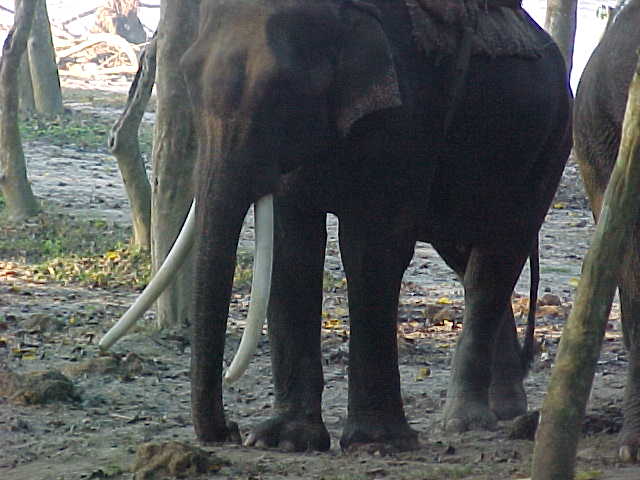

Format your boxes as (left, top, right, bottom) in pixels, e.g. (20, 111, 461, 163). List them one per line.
(0, 213, 130, 263)
(575, 471, 603, 480)
(234, 249, 255, 290)
(324, 271, 347, 292)
(32, 246, 151, 289)
(19, 111, 153, 154)
(0, 212, 150, 290)
(0, 211, 257, 291)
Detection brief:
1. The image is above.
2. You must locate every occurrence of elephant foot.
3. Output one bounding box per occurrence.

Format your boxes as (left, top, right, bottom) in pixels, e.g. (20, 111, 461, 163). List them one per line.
(244, 415, 330, 452)
(340, 416, 420, 452)
(443, 395, 498, 433)
(618, 427, 640, 463)
(195, 419, 241, 445)
(489, 381, 527, 421)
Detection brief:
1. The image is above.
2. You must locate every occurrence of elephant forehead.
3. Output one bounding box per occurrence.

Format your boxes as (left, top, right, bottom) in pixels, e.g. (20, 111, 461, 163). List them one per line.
(194, 11, 277, 115)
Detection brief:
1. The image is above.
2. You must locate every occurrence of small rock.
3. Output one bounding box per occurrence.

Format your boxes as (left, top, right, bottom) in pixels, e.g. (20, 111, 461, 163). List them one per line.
(508, 411, 540, 440)
(62, 356, 121, 377)
(10, 418, 31, 432)
(538, 293, 562, 306)
(444, 444, 456, 455)
(432, 307, 458, 325)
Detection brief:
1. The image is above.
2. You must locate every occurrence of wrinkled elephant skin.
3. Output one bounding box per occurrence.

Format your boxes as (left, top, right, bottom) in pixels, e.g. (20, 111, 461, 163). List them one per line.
(574, 0, 640, 463)
(182, 0, 572, 451)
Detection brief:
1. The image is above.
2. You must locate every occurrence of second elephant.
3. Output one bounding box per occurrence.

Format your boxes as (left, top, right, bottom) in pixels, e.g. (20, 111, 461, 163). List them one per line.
(574, 0, 640, 463)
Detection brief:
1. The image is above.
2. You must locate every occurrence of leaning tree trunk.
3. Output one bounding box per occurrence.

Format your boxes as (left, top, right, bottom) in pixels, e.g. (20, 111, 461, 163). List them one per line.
(531, 53, 640, 480)
(27, 0, 64, 116)
(0, 0, 40, 220)
(151, 1, 200, 328)
(108, 35, 156, 249)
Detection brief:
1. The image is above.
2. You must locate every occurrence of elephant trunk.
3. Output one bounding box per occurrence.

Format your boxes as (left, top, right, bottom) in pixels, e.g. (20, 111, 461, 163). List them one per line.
(191, 185, 273, 440)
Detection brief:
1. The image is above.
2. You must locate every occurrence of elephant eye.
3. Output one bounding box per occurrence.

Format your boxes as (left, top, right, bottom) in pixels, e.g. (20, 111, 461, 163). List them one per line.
(203, 51, 248, 116)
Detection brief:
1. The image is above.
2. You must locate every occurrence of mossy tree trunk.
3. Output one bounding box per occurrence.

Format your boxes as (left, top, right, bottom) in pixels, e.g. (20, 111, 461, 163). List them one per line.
(545, 0, 578, 76)
(0, 0, 40, 220)
(531, 54, 640, 480)
(108, 35, 156, 249)
(26, 0, 64, 116)
(151, 1, 200, 328)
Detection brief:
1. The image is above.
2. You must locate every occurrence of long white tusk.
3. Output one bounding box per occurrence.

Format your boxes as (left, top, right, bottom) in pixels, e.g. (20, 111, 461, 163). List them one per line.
(224, 194, 274, 384)
(98, 200, 196, 351)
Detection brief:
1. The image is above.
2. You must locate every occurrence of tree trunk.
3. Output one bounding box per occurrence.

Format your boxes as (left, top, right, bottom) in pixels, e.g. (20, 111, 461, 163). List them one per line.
(18, 52, 35, 112)
(0, 0, 40, 220)
(545, 0, 578, 76)
(151, 1, 200, 328)
(531, 54, 640, 480)
(108, 35, 156, 249)
(27, 0, 64, 116)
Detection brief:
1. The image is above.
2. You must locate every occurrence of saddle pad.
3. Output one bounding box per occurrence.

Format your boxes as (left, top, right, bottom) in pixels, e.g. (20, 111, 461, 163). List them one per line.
(405, 0, 548, 59)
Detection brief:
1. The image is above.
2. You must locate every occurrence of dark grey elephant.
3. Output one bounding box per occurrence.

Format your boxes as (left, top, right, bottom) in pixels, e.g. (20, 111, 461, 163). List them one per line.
(574, 0, 640, 463)
(147, 0, 571, 451)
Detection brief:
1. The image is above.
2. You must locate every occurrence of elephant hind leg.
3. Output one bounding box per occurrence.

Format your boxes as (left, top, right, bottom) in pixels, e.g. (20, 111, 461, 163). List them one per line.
(441, 244, 529, 433)
(617, 240, 640, 463)
(488, 302, 527, 420)
(433, 242, 527, 423)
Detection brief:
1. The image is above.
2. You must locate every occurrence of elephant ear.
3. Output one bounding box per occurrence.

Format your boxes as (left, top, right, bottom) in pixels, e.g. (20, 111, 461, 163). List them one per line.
(335, 0, 402, 137)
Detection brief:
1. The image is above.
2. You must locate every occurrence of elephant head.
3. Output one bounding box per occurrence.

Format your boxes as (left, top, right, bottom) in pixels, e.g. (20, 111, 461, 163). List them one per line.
(184, 0, 402, 441)
(99, 0, 402, 442)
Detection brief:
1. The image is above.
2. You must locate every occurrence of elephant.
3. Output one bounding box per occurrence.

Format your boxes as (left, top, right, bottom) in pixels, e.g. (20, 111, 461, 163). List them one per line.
(101, 0, 571, 451)
(574, 0, 640, 463)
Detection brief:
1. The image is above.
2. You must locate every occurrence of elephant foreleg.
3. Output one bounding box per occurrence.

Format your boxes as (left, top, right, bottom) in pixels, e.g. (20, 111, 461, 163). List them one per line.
(443, 245, 529, 433)
(338, 214, 419, 451)
(244, 197, 329, 452)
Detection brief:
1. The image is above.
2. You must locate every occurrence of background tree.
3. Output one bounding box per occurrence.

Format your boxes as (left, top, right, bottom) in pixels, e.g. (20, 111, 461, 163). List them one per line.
(151, 0, 200, 328)
(545, 0, 578, 76)
(17, 51, 35, 112)
(0, 0, 40, 220)
(25, 0, 63, 115)
(108, 35, 156, 249)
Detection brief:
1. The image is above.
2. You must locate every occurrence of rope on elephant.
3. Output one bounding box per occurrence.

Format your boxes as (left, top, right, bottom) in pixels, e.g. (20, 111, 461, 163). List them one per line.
(405, 0, 545, 59)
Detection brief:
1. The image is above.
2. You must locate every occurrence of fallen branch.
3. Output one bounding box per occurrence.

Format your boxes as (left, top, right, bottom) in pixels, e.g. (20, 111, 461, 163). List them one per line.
(60, 7, 98, 27)
(56, 33, 139, 71)
(58, 65, 139, 77)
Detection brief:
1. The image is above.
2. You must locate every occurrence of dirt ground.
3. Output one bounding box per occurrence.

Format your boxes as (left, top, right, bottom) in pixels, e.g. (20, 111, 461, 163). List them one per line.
(2, 80, 640, 480)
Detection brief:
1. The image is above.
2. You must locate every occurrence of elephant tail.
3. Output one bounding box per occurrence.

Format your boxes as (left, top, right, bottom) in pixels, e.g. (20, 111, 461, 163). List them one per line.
(521, 237, 539, 370)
